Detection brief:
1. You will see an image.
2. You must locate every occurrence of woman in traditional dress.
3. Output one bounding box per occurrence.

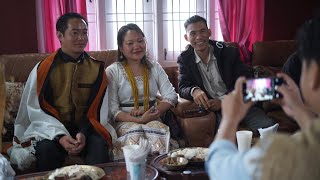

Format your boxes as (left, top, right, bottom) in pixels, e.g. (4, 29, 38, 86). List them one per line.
(106, 23, 178, 160)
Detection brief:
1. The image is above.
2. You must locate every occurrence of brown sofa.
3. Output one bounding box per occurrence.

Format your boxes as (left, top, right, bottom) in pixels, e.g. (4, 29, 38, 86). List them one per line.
(0, 50, 216, 157)
(172, 97, 216, 147)
(0, 64, 5, 154)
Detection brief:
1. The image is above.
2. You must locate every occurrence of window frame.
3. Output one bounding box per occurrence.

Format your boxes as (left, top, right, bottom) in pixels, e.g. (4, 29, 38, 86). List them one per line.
(86, 0, 221, 67)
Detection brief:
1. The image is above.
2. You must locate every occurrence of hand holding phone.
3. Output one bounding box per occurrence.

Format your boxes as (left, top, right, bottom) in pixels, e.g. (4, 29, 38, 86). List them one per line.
(243, 77, 283, 102)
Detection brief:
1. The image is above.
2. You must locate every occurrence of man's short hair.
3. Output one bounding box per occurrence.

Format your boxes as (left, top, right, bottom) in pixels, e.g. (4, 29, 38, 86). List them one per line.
(56, 12, 88, 34)
(297, 16, 320, 65)
(184, 15, 208, 30)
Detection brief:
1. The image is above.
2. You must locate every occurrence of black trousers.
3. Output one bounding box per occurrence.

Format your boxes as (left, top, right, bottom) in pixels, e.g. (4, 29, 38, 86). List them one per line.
(34, 132, 110, 171)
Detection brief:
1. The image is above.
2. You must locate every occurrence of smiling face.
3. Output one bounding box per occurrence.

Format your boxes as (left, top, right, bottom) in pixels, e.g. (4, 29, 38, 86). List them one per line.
(184, 21, 211, 53)
(120, 30, 146, 63)
(57, 18, 88, 58)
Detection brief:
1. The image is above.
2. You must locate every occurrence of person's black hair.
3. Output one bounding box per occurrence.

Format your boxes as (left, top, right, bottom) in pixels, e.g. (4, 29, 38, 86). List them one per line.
(184, 15, 208, 30)
(56, 12, 88, 34)
(297, 16, 320, 65)
(117, 23, 152, 69)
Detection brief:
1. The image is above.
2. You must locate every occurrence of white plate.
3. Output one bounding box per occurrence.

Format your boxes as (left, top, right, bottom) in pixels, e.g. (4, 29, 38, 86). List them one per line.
(168, 147, 209, 163)
(47, 165, 105, 180)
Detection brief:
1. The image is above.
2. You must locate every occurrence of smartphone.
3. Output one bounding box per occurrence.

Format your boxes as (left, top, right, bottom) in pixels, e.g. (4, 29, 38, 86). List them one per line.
(243, 77, 283, 102)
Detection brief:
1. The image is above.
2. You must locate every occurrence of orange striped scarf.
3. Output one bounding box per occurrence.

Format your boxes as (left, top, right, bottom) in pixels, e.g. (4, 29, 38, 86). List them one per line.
(37, 52, 113, 147)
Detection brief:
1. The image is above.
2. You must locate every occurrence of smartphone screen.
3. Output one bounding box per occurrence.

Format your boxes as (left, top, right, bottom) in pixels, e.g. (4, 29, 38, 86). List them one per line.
(243, 77, 283, 102)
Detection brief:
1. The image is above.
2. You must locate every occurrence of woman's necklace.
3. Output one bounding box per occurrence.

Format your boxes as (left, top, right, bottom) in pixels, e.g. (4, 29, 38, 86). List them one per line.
(123, 62, 149, 112)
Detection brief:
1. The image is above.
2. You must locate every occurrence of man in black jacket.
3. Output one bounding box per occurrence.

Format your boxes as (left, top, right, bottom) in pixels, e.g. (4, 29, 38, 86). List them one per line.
(178, 15, 275, 131)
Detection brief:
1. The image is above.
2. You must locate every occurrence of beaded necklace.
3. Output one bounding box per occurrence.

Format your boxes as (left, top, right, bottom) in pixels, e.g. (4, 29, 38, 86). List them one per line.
(123, 62, 149, 112)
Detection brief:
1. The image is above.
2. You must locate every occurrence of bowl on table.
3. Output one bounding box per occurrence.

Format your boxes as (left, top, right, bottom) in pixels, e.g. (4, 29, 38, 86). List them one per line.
(163, 157, 188, 171)
(168, 147, 208, 166)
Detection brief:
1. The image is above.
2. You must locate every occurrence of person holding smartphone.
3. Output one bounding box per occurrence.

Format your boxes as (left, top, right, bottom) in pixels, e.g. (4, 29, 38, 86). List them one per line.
(178, 15, 275, 133)
(206, 16, 320, 180)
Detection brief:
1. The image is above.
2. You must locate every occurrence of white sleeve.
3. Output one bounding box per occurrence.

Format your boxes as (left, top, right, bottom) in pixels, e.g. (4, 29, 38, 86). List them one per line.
(100, 89, 109, 126)
(105, 63, 122, 121)
(153, 62, 178, 107)
(100, 85, 117, 143)
(206, 139, 272, 180)
(14, 63, 69, 142)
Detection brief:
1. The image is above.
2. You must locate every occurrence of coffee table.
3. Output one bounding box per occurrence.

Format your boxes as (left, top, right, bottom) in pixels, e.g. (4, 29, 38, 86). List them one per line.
(15, 162, 159, 180)
(151, 154, 209, 180)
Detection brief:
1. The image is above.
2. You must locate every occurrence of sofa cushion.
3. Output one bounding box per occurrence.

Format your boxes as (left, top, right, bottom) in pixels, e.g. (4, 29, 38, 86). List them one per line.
(0, 50, 118, 83)
(2, 82, 24, 143)
(252, 40, 297, 66)
(176, 111, 216, 147)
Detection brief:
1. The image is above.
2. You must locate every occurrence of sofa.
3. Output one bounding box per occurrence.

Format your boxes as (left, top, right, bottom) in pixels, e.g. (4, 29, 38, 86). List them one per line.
(0, 50, 216, 158)
(0, 64, 5, 155)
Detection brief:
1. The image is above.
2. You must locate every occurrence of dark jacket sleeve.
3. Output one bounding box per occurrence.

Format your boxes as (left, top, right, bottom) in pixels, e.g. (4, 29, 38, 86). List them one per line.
(177, 55, 196, 100)
(231, 47, 252, 79)
(218, 45, 253, 92)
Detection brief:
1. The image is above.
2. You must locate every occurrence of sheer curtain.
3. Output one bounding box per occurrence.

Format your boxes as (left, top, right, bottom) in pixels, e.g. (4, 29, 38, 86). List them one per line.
(209, 0, 223, 41)
(36, 0, 88, 53)
(218, 0, 264, 64)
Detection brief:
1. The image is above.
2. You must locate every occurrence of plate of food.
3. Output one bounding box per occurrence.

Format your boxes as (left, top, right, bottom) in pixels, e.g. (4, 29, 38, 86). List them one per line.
(46, 165, 105, 180)
(168, 147, 209, 165)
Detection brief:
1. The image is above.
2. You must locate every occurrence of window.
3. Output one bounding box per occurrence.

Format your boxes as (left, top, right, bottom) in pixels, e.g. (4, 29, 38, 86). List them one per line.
(86, 0, 221, 65)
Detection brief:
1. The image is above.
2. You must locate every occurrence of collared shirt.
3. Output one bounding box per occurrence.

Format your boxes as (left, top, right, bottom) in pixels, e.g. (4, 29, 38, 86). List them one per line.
(57, 49, 88, 63)
(194, 45, 228, 99)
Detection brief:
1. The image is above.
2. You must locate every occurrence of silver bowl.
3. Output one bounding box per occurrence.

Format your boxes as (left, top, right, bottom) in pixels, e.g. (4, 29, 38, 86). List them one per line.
(163, 157, 189, 171)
